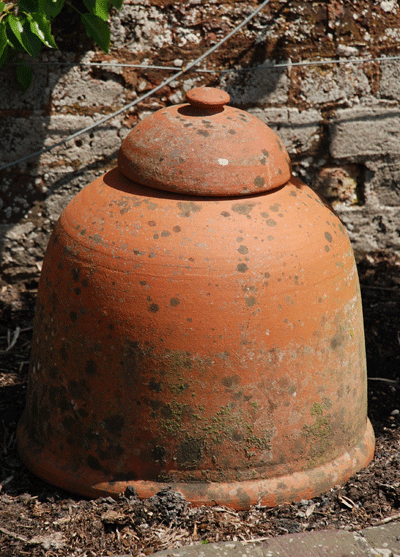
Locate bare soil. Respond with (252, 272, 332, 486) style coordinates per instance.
(0, 253, 400, 557)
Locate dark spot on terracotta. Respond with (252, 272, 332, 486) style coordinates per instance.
(325, 246, 330, 252)
(330, 334, 342, 350)
(267, 236, 274, 241)
(177, 437, 204, 468)
(71, 268, 80, 282)
(149, 378, 163, 392)
(183, 122, 193, 127)
(60, 341, 69, 362)
(232, 429, 244, 442)
(152, 446, 166, 462)
(148, 220, 156, 227)
(269, 203, 281, 212)
(148, 303, 159, 313)
(120, 207, 130, 215)
(93, 233, 102, 244)
(266, 219, 277, 227)
(237, 263, 248, 273)
(153, 234, 159, 239)
(173, 225, 181, 232)
(236, 236, 243, 242)
(111, 471, 137, 482)
(85, 359, 97, 376)
(178, 157, 185, 163)
(140, 281, 146, 286)
(238, 245, 248, 255)
(246, 296, 257, 307)
(254, 176, 265, 188)
(232, 203, 254, 216)
(187, 318, 192, 322)
(278, 168, 283, 175)
(69, 380, 87, 399)
(69, 311, 78, 322)
(221, 375, 241, 388)
(221, 211, 231, 217)
(325, 232, 333, 243)
(87, 455, 102, 471)
(197, 129, 209, 137)
(228, 129, 236, 134)
(104, 415, 124, 435)
(79, 229, 86, 236)
(177, 202, 202, 218)
(82, 279, 88, 288)
(260, 157, 266, 165)
(74, 287, 81, 295)
(161, 230, 170, 237)
(289, 190, 297, 197)
(262, 149, 269, 156)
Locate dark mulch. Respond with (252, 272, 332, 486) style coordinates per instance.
(0, 253, 399, 557)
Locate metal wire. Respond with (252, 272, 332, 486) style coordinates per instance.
(0, 0, 273, 172)
(5, 53, 400, 72)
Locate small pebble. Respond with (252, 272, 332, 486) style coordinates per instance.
(391, 409, 399, 416)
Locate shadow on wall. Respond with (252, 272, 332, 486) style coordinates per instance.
(0, 23, 289, 291)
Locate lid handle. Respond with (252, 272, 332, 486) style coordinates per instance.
(186, 87, 230, 110)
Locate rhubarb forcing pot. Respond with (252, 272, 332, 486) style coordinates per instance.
(17, 87, 374, 509)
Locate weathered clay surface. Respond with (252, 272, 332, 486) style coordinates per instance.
(17, 99, 374, 505)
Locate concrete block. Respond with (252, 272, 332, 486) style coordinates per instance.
(222, 64, 290, 106)
(51, 63, 126, 112)
(330, 106, 400, 160)
(38, 114, 121, 172)
(0, 114, 121, 170)
(379, 60, 400, 100)
(0, 116, 50, 166)
(366, 160, 400, 206)
(296, 64, 371, 106)
(249, 107, 323, 155)
(336, 206, 400, 256)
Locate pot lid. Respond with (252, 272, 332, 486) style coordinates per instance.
(118, 86, 292, 197)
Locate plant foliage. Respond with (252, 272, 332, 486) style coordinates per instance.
(0, 0, 123, 89)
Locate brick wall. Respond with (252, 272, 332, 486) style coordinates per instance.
(1, 0, 400, 286)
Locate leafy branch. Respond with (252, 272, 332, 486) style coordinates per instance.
(0, 0, 123, 90)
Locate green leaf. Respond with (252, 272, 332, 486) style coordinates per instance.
(81, 12, 110, 52)
(111, 0, 123, 9)
(0, 2, 6, 13)
(7, 14, 42, 58)
(39, 0, 64, 20)
(28, 12, 57, 48)
(83, 0, 110, 22)
(0, 21, 7, 58)
(16, 60, 33, 91)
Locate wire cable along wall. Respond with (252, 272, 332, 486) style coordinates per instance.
(1, 0, 399, 172)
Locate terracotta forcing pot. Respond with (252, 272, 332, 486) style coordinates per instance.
(17, 87, 374, 509)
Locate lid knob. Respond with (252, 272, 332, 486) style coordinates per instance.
(186, 87, 230, 110)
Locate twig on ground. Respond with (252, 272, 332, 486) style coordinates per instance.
(373, 512, 400, 525)
(0, 475, 14, 492)
(0, 327, 20, 354)
(0, 526, 29, 544)
(369, 376, 399, 383)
